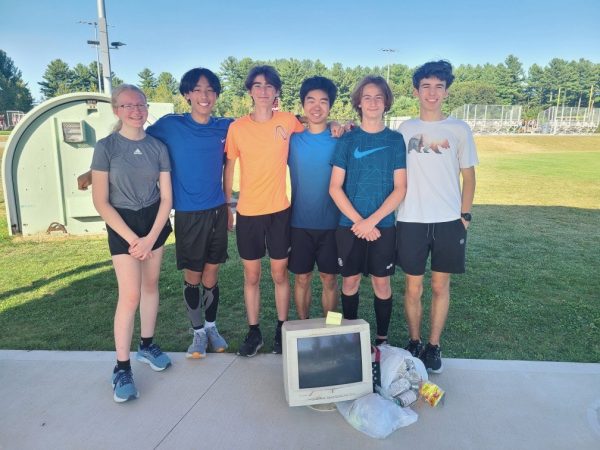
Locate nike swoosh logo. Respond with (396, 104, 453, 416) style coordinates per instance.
(353, 146, 388, 159)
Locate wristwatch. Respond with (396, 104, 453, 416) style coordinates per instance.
(461, 212, 472, 222)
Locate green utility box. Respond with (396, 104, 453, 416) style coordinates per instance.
(2, 93, 173, 236)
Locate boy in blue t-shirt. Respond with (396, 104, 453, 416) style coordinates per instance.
(288, 76, 340, 320)
(329, 75, 407, 346)
(146, 68, 233, 359)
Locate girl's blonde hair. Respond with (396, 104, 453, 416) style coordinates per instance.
(111, 84, 147, 132)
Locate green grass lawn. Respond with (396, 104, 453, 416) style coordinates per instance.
(1, 135, 599, 362)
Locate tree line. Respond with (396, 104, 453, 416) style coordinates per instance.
(2, 49, 599, 122)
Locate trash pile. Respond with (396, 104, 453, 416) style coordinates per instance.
(336, 344, 444, 439)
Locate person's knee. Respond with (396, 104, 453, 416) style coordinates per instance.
(117, 290, 141, 309)
(295, 273, 312, 289)
(431, 277, 450, 298)
(271, 265, 289, 285)
(244, 268, 261, 286)
(342, 275, 361, 294)
(372, 277, 391, 299)
(320, 273, 338, 291)
(405, 280, 423, 300)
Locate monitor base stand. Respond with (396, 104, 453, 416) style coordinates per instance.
(307, 402, 337, 412)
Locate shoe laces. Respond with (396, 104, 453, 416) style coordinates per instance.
(426, 344, 440, 357)
(145, 343, 163, 358)
(116, 370, 133, 387)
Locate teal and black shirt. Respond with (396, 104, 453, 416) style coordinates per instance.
(331, 127, 406, 228)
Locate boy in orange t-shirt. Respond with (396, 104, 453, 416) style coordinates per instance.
(224, 65, 304, 356)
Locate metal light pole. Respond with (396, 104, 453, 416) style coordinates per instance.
(80, 2, 125, 95)
(79, 21, 102, 92)
(97, 0, 112, 95)
(380, 48, 397, 83)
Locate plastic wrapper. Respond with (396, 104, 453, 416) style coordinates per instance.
(420, 381, 445, 407)
(336, 393, 418, 439)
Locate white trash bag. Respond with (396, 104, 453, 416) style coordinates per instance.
(378, 344, 428, 389)
(337, 393, 418, 439)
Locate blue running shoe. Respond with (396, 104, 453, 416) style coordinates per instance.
(136, 343, 172, 371)
(112, 368, 139, 403)
(206, 325, 228, 353)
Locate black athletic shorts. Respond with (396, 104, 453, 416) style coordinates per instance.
(335, 226, 396, 277)
(396, 219, 467, 275)
(288, 227, 339, 275)
(174, 204, 228, 271)
(106, 201, 172, 256)
(235, 208, 291, 260)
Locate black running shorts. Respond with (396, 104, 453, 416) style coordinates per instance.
(235, 208, 291, 260)
(288, 227, 339, 275)
(106, 201, 172, 256)
(396, 219, 467, 275)
(174, 204, 229, 271)
(335, 226, 396, 277)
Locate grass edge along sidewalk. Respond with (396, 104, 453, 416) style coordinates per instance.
(0, 135, 599, 362)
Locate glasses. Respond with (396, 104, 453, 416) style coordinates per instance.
(119, 104, 149, 111)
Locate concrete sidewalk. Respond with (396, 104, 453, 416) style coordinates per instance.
(1, 350, 599, 449)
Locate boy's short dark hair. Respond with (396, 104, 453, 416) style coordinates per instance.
(179, 68, 222, 96)
(299, 76, 338, 107)
(351, 75, 393, 118)
(412, 60, 455, 89)
(244, 65, 282, 92)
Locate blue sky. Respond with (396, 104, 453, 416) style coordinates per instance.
(2, 0, 599, 101)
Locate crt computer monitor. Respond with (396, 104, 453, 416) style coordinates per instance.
(282, 318, 372, 407)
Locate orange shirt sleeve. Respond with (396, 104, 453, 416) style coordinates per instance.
(291, 115, 305, 134)
(225, 121, 239, 160)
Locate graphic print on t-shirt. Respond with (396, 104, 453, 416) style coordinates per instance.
(407, 134, 450, 154)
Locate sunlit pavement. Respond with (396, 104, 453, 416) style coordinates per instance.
(1, 350, 599, 449)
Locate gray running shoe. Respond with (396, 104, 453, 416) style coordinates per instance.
(206, 325, 228, 353)
(186, 328, 208, 359)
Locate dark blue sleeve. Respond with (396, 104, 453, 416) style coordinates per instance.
(331, 135, 349, 169)
(394, 133, 407, 170)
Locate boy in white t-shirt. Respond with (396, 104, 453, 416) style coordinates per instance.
(396, 60, 478, 373)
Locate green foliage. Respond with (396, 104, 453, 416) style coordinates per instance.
(137, 68, 157, 97)
(0, 50, 33, 112)
(388, 95, 418, 117)
(38, 59, 72, 98)
(35, 54, 600, 117)
(446, 80, 498, 111)
(38, 58, 120, 99)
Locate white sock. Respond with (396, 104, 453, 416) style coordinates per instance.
(204, 321, 216, 329)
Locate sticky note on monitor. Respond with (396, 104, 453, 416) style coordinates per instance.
(325, 311, 342, 325)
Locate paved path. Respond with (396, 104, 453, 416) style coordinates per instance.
(1, 350, 599, 449)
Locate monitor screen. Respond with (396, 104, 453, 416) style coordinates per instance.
(297, 332, 363, 389)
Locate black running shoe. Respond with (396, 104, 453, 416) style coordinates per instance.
(238, 328, 263, 357)
(272, 327, 282, 354)
(419, 343, 443, 373)
(404, 339, 423, 357)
